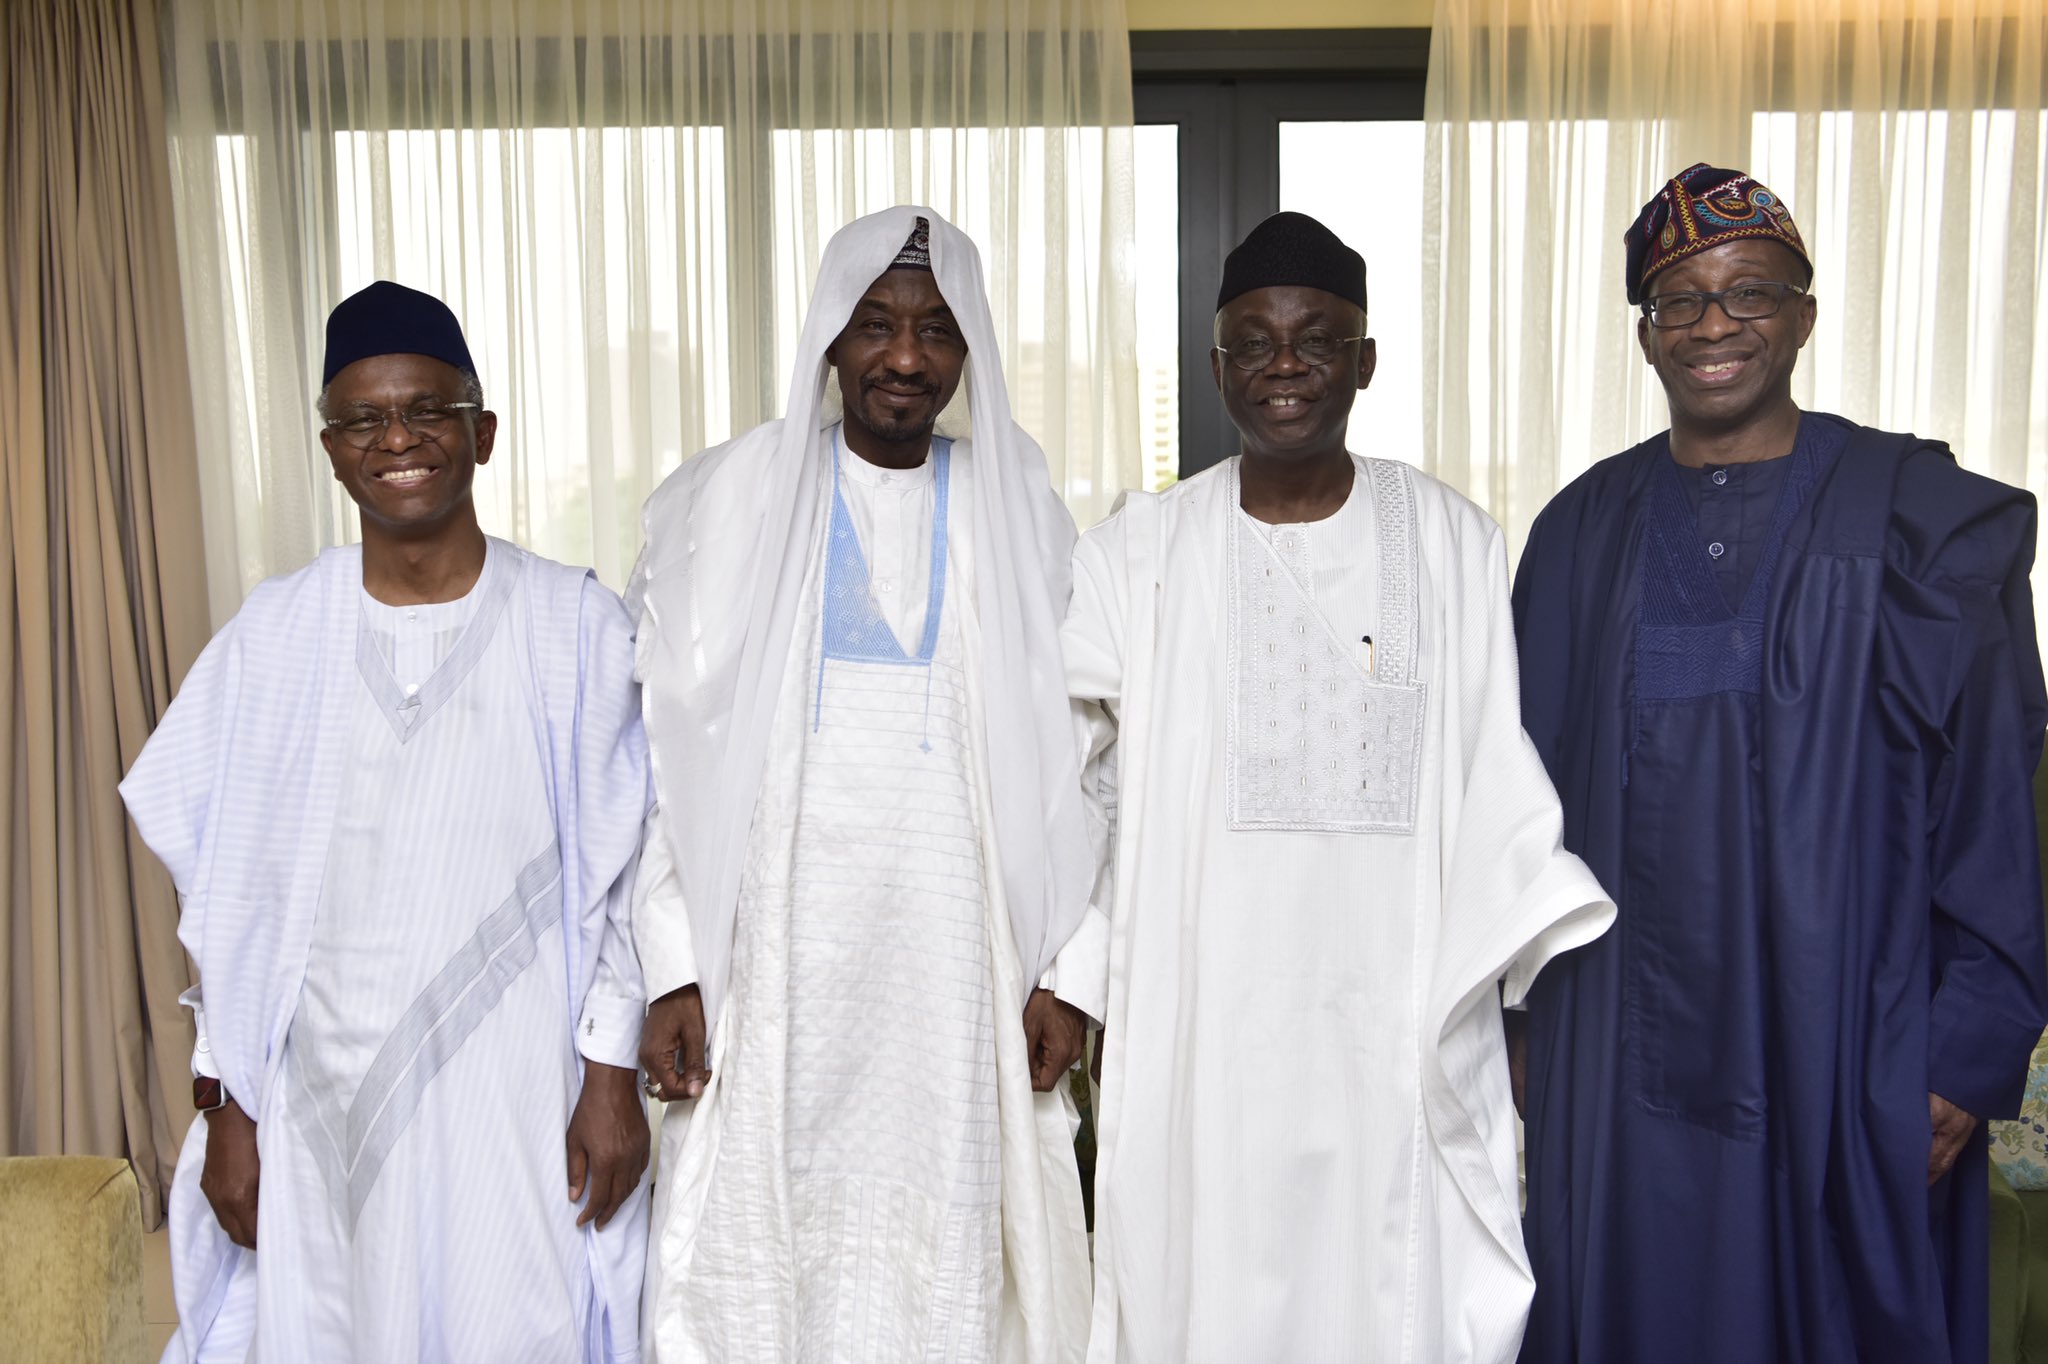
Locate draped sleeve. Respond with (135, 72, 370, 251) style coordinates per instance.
(1887, 452, 2048, 1119)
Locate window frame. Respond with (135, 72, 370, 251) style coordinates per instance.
(1133, 29, 1428, 476)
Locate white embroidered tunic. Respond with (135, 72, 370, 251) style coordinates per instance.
(639, 434, 1093, 1363)
(1230, 463, 1425, 833)
(1064, 457, 1614, 1364)
(632, 216, 1100, 1364)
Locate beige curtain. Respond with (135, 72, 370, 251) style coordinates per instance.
(0, 0, 212, 1223)
(161, 0, 1139, 616)
(1424, 0, 2048, 560)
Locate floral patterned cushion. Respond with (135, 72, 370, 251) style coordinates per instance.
(1991, 1029, 2048, 1191)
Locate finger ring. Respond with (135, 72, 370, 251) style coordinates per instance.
(643, 1081, 661, 1098)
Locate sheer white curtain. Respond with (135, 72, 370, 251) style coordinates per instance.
(161, 0, 1138, 622)
(1424, 0, 2048, 554)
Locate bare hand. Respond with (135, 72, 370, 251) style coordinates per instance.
(1928, 1092, 1980, 1187)
(565, 1062, 650, 1229)
(1504, 1009, 1530, 1119)
(1022, 988, 1087, 1093)
(639, 985, 711, 1103)
(201, 1100, 261, 1249)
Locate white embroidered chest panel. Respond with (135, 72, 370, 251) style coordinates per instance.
(1226, 458, 1426, 834)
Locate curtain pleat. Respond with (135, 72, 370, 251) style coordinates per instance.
(162, 0, 1139, 612)
(1, 0, 212, 1226)
(1426, 0, 2048, 573)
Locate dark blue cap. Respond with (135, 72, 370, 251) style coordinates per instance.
(321, 280, 476, 384)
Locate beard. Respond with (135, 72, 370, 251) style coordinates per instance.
(850, 379, 942, 443)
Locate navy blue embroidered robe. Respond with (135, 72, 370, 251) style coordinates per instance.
(1512, 412, 2048, 1364)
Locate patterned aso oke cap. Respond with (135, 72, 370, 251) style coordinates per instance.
(1625, 164, 1811, 305)
(890, 216, 933, 271)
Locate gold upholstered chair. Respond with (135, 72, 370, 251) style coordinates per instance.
(0, 1156, 147, 1363)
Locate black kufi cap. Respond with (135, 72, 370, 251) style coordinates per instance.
(1216, 211, 1367, 313)
(322, 280, 476, 385)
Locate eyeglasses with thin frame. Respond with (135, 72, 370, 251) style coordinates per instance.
(1213, 330, 1369, 372)
(323, 401, 481, 450)
(1641, 282, 1806, 330)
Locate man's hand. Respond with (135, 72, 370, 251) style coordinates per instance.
(1929, 1092, 1981, 1187)
(200, 1100, 261, 1249)
(639, 984, 711, 1103)
(1504, 1009, 1530, 1119)
(566, 1062, 651, 1230)
(1022, 989, 1087, 1093)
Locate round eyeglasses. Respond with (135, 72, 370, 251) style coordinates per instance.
(1641, 282, 1805, 330)
(1213, 330, 1368, 372)
(323, 402, 481, 450)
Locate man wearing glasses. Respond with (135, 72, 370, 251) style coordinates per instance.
(123, 281, 652, 1362)
(1066, 211, 1611, 1362)
(1512, 165, 2047, 1363)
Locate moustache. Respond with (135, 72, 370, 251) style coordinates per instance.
(862, 373, 938, 396)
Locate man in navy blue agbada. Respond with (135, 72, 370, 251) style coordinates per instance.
(1512, 164, 2048, 1363)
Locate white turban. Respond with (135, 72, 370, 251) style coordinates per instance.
(631, 206, 1091, 1043)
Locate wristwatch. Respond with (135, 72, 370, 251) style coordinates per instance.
(193, 1076, 230, 1113)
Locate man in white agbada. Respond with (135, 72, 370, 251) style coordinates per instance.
(629, 207, 1104, 1363)
(121, 282, 653, 1363)
(1066, 211, 1615, 1363)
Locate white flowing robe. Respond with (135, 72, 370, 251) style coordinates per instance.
(121, 539, 651, 1364)
(632, 209, 1103, 1364)
(630, 208, 1095, 1057)
(635, 431, 1097, 1363)
(1065, 458, 1614, 1364)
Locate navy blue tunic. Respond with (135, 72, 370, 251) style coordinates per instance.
(1675, 454, 1793, 608)
(1512, 412, 2048, 1364)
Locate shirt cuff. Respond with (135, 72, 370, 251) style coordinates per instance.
(576, 991, 644, 1072)
(1049, 907, 1111, 1028)
(181, 985, 221, 1081)
(639, 909, 699, 1006)
(1929, 980, 2042, 1120)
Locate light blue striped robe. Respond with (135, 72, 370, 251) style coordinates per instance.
(122, 538, 651, 1363)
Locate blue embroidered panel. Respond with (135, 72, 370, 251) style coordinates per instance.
(1632, 417, 1842, 705)
(820, 436, 951, 667)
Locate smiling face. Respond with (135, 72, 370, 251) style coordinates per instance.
(825, 269, 968, 458)
(1212, 285, 1376, 463)
(319, 352, 495, 540)
(1636, 239, 1816, 439)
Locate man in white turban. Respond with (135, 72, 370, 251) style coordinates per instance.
(629, 207, 1105, 1362)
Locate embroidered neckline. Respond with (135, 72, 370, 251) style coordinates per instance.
(353, 541, 521, 744)
(813, 431, 953, 743)
(1224, 457, 1428, 835)
(1625, 415, 1848, 780)
(819, 429, 951, 666)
